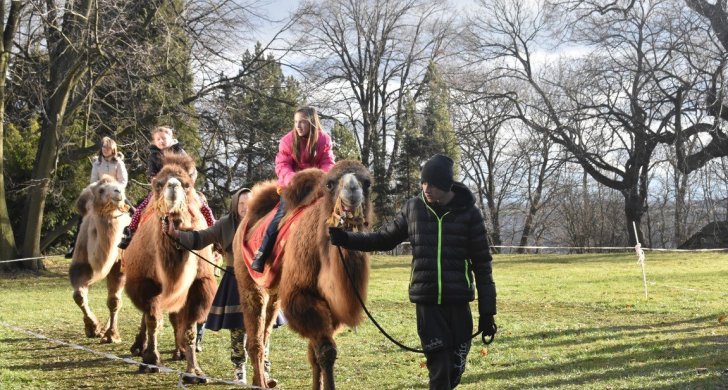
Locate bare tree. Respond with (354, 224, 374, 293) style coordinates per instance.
(454, 92, 521, 248)
(288, 0, 456, 216)
(463, 0, 711, 244)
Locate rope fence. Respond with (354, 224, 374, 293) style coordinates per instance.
(0, 321, 265, 389)
(383, 243, 728, 256)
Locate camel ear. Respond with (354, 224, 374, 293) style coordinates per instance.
(151, 176, 160, 194)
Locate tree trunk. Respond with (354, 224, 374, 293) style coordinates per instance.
(623, 187, 644, 246)
(0, 1, 24, 262)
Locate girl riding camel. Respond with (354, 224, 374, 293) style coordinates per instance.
(250, 106, 335, 272)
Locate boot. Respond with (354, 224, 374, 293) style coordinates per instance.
(118, 226, 133, 249)
(233, 363, 247, 384)
(196, 323, 204, 352)
(64, 242, 75, 259)
(250, 250, 267, 272)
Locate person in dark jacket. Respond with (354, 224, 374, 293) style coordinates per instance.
(329, 154, 497, 390)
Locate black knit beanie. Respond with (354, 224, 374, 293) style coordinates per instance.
(420, 154, 454, 191)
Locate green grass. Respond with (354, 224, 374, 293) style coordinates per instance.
(1, 252, 727, 389)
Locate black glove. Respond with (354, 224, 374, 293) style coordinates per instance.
(479, 315, 497, 344)
(328, 227, 349, 246)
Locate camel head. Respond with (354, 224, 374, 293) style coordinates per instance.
(151, 152, 198, 227)
(77, 175, 129, 217)
(323, 160, 373, 232)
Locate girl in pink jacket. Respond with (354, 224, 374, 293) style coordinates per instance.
(250, 106, 335, 272)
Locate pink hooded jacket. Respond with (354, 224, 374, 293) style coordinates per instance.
(275, 129, 336, 187)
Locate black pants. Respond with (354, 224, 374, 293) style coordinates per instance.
(258, 198, 286, 258)
(416, 303, 473, 390)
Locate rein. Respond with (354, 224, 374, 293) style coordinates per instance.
(161, 216, 229, 275)
(334, 244, 495, 353)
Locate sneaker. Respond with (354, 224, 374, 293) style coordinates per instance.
(233, 364, 247, 384)
(64, 244, 75, 259)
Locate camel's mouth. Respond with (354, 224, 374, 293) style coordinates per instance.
(340, 200, 360, 212)
(340, 173, 363, 211)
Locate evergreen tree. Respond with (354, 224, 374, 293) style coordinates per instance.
(393, 92, 423, 200)
(421, 61, 459, 175)
(330, 120, 360, 161)
(198, 43, 303, 211)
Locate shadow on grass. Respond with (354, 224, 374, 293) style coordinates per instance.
(517, 315, 722, 346)
(463, 316, 728, 389)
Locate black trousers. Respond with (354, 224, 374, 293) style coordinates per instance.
(416, 303, 473, 390)
(258, 197, 286, 258)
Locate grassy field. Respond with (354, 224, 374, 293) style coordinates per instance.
(0, 251, 727, 389)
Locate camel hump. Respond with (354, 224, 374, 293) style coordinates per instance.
(162, 151, 196, 177)
(281, 168, 325, 209)
(76, 186, 94, 216)
(245, 180, 280, 227)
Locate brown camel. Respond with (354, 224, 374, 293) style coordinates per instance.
(233, 160, 372, 389)
(69, 175, 131, 343)
(120, 153, 217, 382)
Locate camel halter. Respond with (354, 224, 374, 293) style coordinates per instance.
(326, 196, 367, 231)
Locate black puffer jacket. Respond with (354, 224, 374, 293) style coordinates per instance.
(344, 182, 496, 315)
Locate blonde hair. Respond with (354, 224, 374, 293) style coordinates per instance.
(151, 126, 174, 138)
(293, 106, 322, 162)
(97, 136, 120, 162)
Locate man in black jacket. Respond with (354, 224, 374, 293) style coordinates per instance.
(329, 154, 497, 390)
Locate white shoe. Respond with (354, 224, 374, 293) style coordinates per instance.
(234, 364, 247, 384)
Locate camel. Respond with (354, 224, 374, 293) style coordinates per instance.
(69, 175, 131, 343)
(233, 160, 373, 389)
(120, 152, 217, 382)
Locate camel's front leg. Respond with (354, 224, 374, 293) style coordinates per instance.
(130, 316, 147, 356)
(181, 323, 208, 384)
(307, 341, 322, 390)
(140, 311, 162, 372)
(313, 336, 337, 390)
(242, 287, 268, 388)
(169, 312, 185, 360)
(69, 263, 102, 338)
(101, 261, 125, 343)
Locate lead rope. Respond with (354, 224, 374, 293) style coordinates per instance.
(161, 216, 229, 275)
(334, 245, 494, 354)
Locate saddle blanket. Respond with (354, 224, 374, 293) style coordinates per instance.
(240, 203, 310, 288)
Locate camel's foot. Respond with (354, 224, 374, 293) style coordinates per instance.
(182, 369, 207, 384)
(141, 349, 161, 369)
(266, 376, 279, 388)
(171, 349, 185, 361)
(100, 328, 121, 344)
(138, 363, 160, 374)
(83, 318, 103, 338)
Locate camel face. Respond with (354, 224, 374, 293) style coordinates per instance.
(325, 161, 372, 212)
(338, 173, 364, 210)
(91, 177, 128, 214)
(162, 177, 188, 213)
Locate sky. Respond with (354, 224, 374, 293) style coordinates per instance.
(253, 0, 300, 43)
